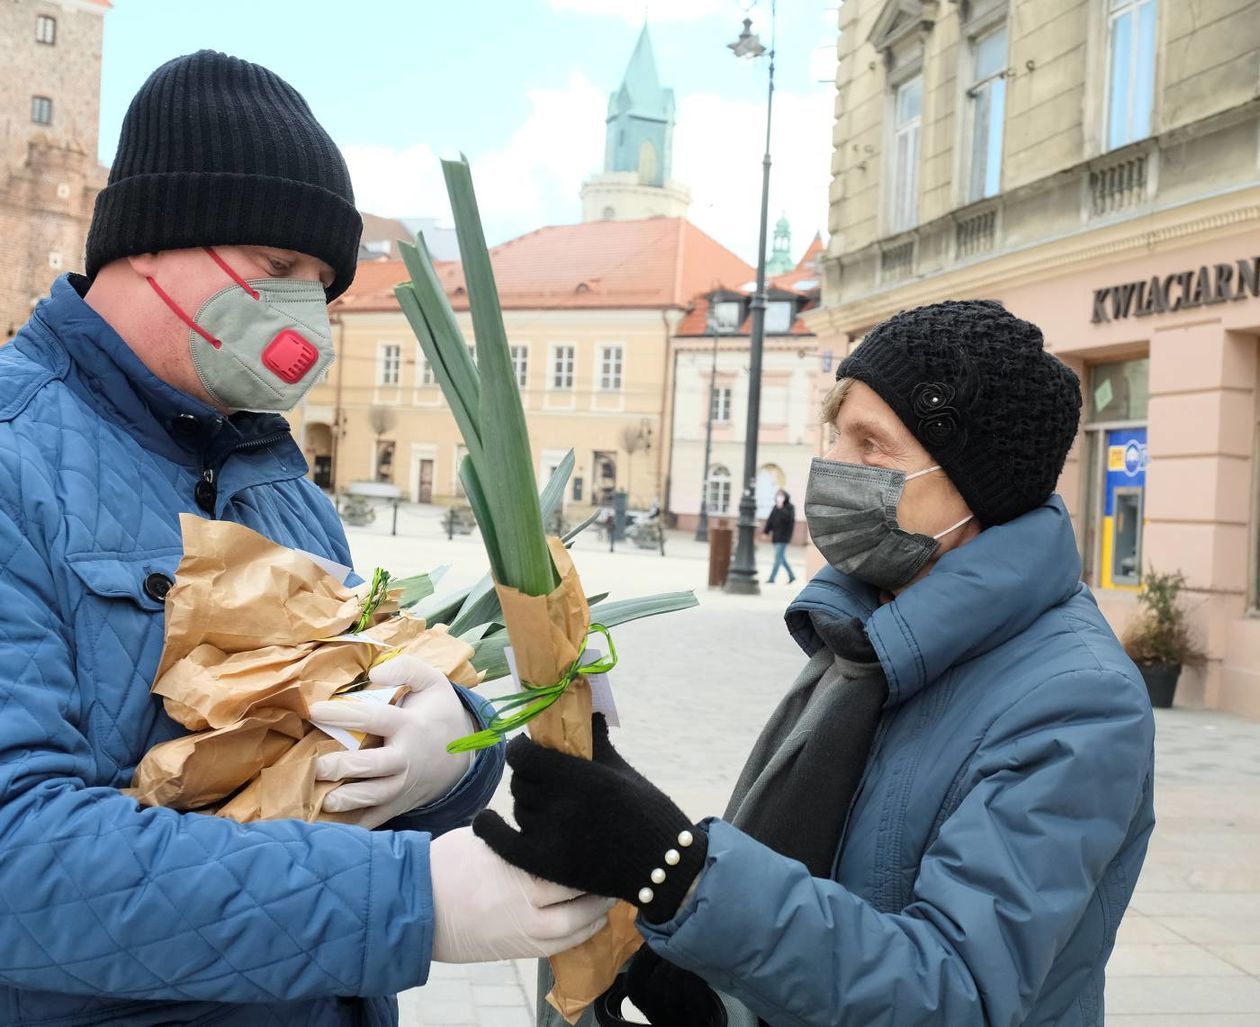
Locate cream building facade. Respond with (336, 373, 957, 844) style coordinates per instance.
(808, 0, 1260, 714)
(293, 218, 753, 516)
(666, 240, 826, 542)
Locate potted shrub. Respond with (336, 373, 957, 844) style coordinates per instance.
(1122, 569, 1205, 708)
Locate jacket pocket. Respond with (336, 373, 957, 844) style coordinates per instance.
(65, 549, 182, 615)
(63, 549, 183, 778)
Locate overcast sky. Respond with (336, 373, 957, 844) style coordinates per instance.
(98, 0, 838, 264)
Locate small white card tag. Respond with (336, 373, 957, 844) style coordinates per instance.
(503, 645, 620, 728)
(294, 547, 355, 585)
(582, 646, 620, 728)
(310, 685, 407, 750)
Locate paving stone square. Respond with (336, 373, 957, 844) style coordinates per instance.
(347, 514, 1260, 1025)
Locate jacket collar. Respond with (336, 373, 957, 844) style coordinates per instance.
(25, 274, 290, 465)
(786, 497, 1083, 708)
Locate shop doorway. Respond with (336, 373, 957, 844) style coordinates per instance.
(416, 459, 433, 504)
(593, 451, 618, 505)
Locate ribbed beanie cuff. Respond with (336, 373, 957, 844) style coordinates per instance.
(87, 173, 361, 299)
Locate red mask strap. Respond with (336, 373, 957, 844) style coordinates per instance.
(146, 276, 223, 350)
(204, 247, 261, 300)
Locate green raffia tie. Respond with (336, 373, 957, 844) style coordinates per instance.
(447, 625, 617, 753)
(355, 568, 393, 632)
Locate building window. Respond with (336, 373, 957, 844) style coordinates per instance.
(602, 206, 616, 220)
(1106, 0, 1157, 150)
(572, 476, 584, 502)
(510, 345, 528, 388)
(706, 464, 732, 515)
(551, 345, 575, 390)
(889, 74, 922, 232)
(1082, 357, 1150, 590)
(378, 343, 401, 386)
(418, 348, 435, 386)
(599, 345, 623, 391)
(967, 26, 1007, 202)
(31, 96, 52, 125)
(764, 301, 794, 334)
(35, 15, 56, 44)
(711, 386, 733, 424)
(711, 300, 743, 332)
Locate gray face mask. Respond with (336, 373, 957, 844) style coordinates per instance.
(804, 457, 973, 591)
(147, 248, 334, 413)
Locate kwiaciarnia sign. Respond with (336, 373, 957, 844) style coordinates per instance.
(1091, 256, 1260, 323)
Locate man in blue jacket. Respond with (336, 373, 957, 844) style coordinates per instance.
(0, 51, 610, 1027)
(477, 301, 1157, 1026)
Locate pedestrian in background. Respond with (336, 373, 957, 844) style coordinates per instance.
(762, 490, 796, 584)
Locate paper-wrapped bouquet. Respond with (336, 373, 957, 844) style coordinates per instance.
(394, 157, 692, 1022)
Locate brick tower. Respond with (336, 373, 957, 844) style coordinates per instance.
(0, 0, 109, 340)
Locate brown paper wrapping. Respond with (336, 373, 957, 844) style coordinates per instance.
(157, 514, 363, 680)
(496, 539, 644, 1023)
(131, 518, 480, 824)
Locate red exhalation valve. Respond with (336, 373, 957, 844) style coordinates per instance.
(262, 329, 320, 383)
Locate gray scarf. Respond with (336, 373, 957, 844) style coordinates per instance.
(716, 610, 887, 1027)
(725, 609, 887, 877)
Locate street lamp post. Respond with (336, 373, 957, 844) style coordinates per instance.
(724, 5, 775, 595)
(694, 301, 721, 542)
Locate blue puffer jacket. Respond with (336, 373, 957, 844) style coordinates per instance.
(641, 498, 1156, 1026)
(0, 276, 505, 1026)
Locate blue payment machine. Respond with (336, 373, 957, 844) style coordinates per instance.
(1101, 426, 1147, 590)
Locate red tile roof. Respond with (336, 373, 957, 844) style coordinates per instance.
(332, 217, 754, 313)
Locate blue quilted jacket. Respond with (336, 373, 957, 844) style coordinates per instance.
(0, 275, 505, 1026)
(641, 498, 1156, 1026)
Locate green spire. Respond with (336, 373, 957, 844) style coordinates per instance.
(614, 25, 668, 119)
(767, 213, 794, 275)
(603, 25, 676, 186)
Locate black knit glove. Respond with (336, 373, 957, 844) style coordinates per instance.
(473, 715, 707, 923)
(624, 946, 724, 1027)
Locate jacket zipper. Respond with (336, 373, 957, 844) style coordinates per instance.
(232, 429, 289, 453)
(197, 430, 289, 519)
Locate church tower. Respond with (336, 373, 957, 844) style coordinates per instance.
(766, 214, 794, 275)
(581, 25, 691, 222)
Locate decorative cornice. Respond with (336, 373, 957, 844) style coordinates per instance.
(805, 190, 1260, 338)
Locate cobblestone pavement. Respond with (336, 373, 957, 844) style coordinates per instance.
(344, 506, 1260, 1025)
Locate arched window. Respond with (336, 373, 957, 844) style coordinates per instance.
(602, 206, 616, 220)
(706, 464, 732, 515)
(638, 140, 658, 184)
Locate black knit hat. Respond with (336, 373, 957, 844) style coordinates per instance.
(837, 300, 1081, 526)
(86, 51, 361, 300)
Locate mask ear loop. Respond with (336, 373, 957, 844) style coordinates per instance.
(146, 276, 223, 350)
(144, 247, 263, 351)
(933, 513, 974, 540)
(203, 247, 260, 300)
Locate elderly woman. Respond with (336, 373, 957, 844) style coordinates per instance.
(477, 300, 1156, 1027)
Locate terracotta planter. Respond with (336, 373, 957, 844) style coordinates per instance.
(1139, 662, 1181, 709)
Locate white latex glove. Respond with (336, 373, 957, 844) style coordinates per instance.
(429, 826, 615, 963)
(310, 655, 477, 829)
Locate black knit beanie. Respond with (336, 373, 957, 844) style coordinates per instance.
(86, 50, 361, 300)
(837, 300, 1081, 526)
